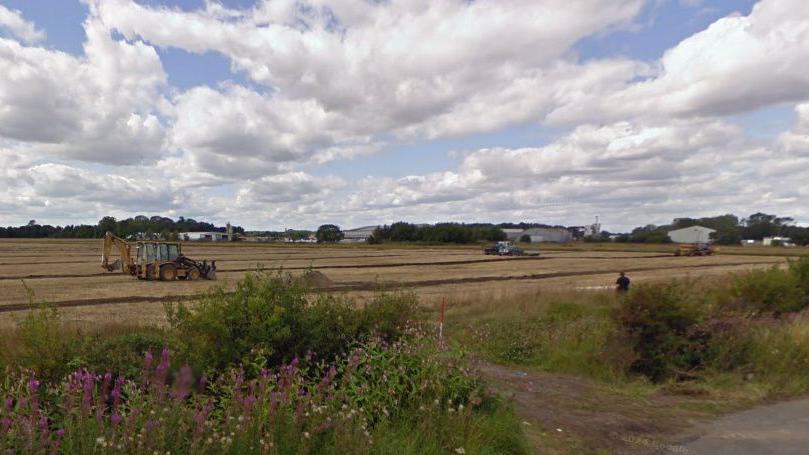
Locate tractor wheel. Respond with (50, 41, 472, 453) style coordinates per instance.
(186, 266, 200, 281)
(159, 264, 178, 281)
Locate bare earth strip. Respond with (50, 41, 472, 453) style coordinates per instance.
(0, 239, 799, 327)
(0, 259, 785, 314)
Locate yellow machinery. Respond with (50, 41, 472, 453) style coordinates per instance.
(675, 242, 715, 257)
(101, 232, 216, 281)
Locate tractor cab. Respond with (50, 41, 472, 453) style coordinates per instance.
(135, 241, 181, 266)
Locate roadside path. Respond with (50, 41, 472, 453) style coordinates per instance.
(681, 398, 809, 454)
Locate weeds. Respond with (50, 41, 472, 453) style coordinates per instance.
(451, 260, 809, 395)
(1, 272, 527, 454)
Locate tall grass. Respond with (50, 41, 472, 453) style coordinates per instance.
(0, 272, 528, 454)
(450, 257, 809, 396)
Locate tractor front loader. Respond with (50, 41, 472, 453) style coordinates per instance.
(101, 232, 217, 281)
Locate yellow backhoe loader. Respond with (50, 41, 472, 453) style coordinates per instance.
(101, 232, 217, 281)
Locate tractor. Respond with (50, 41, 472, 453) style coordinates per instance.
(675, 242, 715, 257)
(101, 232, 217, 281)
(483, 241, 539, 256)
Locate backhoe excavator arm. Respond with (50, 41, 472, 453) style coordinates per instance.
(101, 231, 132, 273)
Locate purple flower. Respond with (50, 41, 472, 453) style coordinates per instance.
(55, 429, 65, 438)
(4, 398, 12, 410)
(1, 417, 11, 433)
(111, 414, 123, 425)
(144, 351, 154, 369)
(197, 376, 208, 393)
(28, 377, 40, 393)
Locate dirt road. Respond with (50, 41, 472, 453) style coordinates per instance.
(681, 398, 809, 454)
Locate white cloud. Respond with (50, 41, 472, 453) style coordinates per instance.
(88, 0, 644, 143)
(286, 118, 809, 230)
(236, 172, 345, 205)
(548, 0, 809, 125)
(0, 13, 167, 165)
(0, 5, 45, 44)
(778, 102, 809, 155)
(170, 84, 374, 179)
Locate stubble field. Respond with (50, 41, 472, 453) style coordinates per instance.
(0, 239, 795, 328)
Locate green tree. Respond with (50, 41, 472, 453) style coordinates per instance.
(316, 224, 344, 243)
(97, 216, 117, 236)
(519, 234, 531, 243)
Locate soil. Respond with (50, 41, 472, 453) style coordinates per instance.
(301, 270, 334, 288)
(476, 361, 724, 454)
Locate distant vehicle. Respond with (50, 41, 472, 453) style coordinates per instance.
(675, 242, 714, 257)
(101, 232, 217, 281)
(483, 241, 539, 256)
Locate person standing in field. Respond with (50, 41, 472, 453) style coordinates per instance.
(616, 272, 630, 292)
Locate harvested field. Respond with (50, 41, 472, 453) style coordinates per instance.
(0, 239, 801, 328)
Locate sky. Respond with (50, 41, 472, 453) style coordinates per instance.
(0, 0, 807, 232)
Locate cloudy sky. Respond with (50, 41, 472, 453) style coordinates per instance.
(1, 0, 807, 231)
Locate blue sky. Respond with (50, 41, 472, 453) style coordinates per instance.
(0, 0, 807, 230)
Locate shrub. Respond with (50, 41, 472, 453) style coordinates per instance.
(616, 282, 706, 382)
(165, 272, 420, 374)
(788, 256, 809, 296)
(9, 299, 77, 383)
(741, 317, 809, 393)
(77, 331, 170, 378)
(731, 266, 805, 314)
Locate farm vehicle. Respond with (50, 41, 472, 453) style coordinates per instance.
(483, 241, 539, 256)
(674, 242, 715, 257)
(101, 232, 217, 281)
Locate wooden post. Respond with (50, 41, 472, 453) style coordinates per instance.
(438, 296, 446, 343)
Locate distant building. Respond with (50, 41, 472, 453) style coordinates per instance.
(501, 229, 524, 241)
(667, 226, 715, 244)
(341, 226, 378, 243)
(521, 227, 572, 243)
(762, 236, 794, 247)
(181, 232, 229, 241)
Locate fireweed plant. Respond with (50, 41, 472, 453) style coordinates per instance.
(1, 273, 527, 454)
(0, 337, 509, 453)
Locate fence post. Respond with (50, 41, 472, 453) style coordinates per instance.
(438, 296, 446, 344)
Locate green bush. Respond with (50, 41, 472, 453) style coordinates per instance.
(732, 266, 805, 314)
(77, 331, 170, 378)
(165, 272, 420, 374)
(10, 301, 77, 382)
(788, 256, 809, 296)
(741, 319, 809, 393)
(616, 282, 706, 382)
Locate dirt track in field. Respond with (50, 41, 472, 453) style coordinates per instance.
(0, 258, 784, 314)
(0, 239, 797, 324)
(0, 256, 553, 280)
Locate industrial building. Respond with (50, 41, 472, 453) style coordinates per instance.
(180, 232, 230, 241)
(342, 226, 378, 242)
(501, 229, 525, 241)
(762, 236, 794, 247)
(521, 227, 572, 243)
(667, 226, 715, 244)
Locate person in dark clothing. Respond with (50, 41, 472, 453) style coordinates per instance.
(616, 272, 630, 292)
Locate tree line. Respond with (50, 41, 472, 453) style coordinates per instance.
(0, 216, 243, 240)
(367, 222, 507, 244)
(615, 213, 809, 246)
